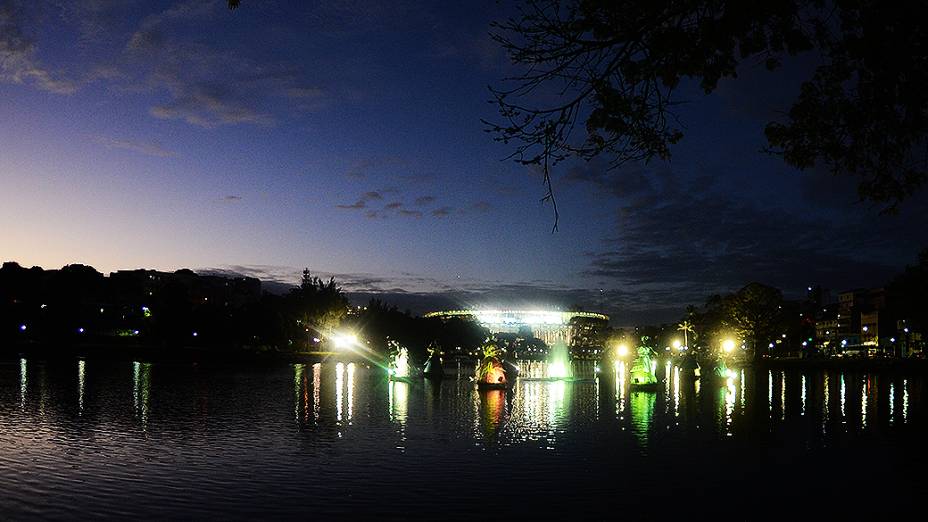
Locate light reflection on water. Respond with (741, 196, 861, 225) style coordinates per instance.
(1, 357, 926, 518)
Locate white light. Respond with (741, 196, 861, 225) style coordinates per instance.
(891, 338, 896, 343)
(862, 326, 869, 332)
(617, 344, 629, 357)
(19, 324, 27, 331)
(723, 339, 736, 353)
(192, 331, 198, 337)
(78, 327, 84, 333)
(332, 333, 358, 349)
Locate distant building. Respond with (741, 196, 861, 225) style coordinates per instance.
(423, 309, 610, 358)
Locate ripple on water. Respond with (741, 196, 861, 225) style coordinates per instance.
(0, 358, 926, 518)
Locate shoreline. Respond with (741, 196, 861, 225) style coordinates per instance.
(4, 342, 928, 373)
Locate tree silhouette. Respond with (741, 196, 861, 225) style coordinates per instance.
(488, 0, 928, 224)
(724, 282, 783, 362)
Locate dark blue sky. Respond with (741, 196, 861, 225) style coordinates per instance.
(1, 0, 925, 324)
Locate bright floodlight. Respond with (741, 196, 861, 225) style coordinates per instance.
(722, 339, 736, 353)
(617, 344, 628, 357)
(332, 333, 358, 349)
(672, 339, 681, 349)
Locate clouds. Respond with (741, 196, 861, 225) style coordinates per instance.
(2, 0, 332, 127)
(336, 190, 385, 210)
(344, 157, 408, 178)
(336, 188, 492, 221)
(0, 2, 77, 94)
(93, 136, 176, 158)
(124, 3, 324, 128)
(206, 263, 628, 320)
(148, 83, 276, 127)
(574, 160, 928, 316)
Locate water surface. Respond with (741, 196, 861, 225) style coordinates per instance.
(1, 356, 925, 519)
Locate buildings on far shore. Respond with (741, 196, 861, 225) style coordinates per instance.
(812, 286, 922, 356)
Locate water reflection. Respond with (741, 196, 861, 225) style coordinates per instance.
(336, 362, 344, 424)
(389, 380, 408, 426)
(479, 389, 506, 441)
(78, 359, 85, 415)
(132, 361, 151, 428)
(2, 357, 925, 454)
(312, 363, 321, 423)
(19, 357, 27, 411)
(629, 391, 655, 448)
(2, 357, 926, 519)
(861, 377, 868, 429)
(723, 376, 736, 434)
(293, 363, 308, 423)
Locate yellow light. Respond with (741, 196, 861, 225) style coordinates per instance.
(672, 339, 681, 349)
(617, 344, 628, 357)
(332, 333, 358, 349)
(722, 339, 736, 353)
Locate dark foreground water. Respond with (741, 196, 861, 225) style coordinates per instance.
(1, 356, 926, 520)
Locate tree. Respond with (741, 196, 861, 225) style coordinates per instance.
(290, 269, 348, 343)
(887, 248, 928, 338)
(487, 0, 928, 225)
(677, 319, 694, 348)
(724, 282, 783, 361)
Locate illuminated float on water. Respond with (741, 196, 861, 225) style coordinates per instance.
(629, 337, 659, 390)
(422, 342, 444, 380)
(388, 340, 418, 382)
(476, 340, 518, 390)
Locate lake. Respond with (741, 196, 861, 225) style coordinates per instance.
(1, 355, 925, 519)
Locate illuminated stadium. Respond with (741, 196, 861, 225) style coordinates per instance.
(423, 309, 609, 349)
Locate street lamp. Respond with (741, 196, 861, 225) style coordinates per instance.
(722, 339, 736, 353)
(617, 343, 629, 357)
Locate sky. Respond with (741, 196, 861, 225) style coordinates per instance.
(1, 0, 926, 324)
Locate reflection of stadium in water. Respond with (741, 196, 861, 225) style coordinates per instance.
(424, 309, 609, 358)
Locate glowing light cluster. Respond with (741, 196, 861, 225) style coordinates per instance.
(424, 309, 609, 326)
(331, 332, 358, 349)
